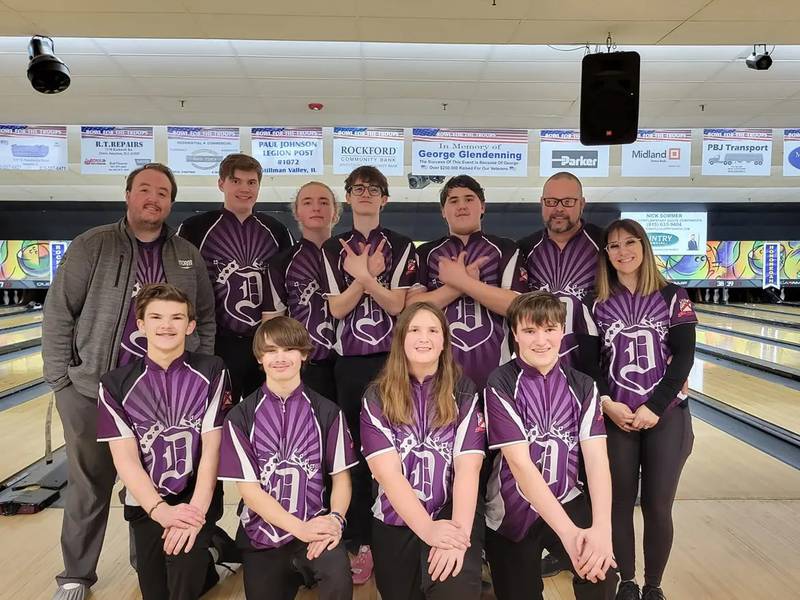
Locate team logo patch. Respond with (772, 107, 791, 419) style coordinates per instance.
(678, 298, 694, 317)
(475, 411, 486, 433)
(519, 267, 528, 282)
(405, 258, 417, 276)
(222, 389, 234, 409)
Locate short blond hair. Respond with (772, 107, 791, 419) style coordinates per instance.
(291, 181, 342, 227)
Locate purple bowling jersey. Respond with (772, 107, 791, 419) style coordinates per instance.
(97, 352, 229, 502)
(415, 232, 526, 389)
(263, 239, 337, 361)
(218, 384, 358, 550)
(593, 284, 698, 412)
(483, 359, 605, 542)
(321, 227, 416, 356)
(118, 239, 166, 367)
(360, 377, 486, 527)
(518, 224, 601, 368)
(178, 208, 293, 337)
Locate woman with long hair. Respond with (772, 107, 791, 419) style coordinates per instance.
(360, 302, 486, 600)
(593, 219, 697, 600)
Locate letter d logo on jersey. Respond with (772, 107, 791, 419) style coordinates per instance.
(224, 268, 263, 327)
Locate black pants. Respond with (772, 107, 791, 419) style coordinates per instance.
(303, 355, 338, 403)
(334, 353, 388, 547)
(241, 538, 352, 600)
(372, 514, 484, 600)
(215, 334, 263, 404)
(486, 495, 615, 600)
(606, 403, 694, 587)
(128, 513, 218, 600)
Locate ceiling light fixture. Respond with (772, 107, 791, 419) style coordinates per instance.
(27, 36, 71, 94)
(746, 44, 773, 71)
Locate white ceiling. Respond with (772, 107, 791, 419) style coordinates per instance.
(0, 0, 799, 205)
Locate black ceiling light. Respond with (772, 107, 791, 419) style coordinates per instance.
(27, 36, 71, 94)
(746, 44, 773, 71)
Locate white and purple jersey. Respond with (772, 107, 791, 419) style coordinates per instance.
(178, 208, 293, 337)
(218, 383, 358, 550)
(263, 239, 337, 361)
(483, 359, 605, 542)
(321, 227, 416, 356)
(415, 232, 526, 389)
(118, 239, 166, 367)
(593, 284, 698, 412)
(360, 377, 486, 527)
(518, 224, 601, 368)
(97, 352, 229, 503)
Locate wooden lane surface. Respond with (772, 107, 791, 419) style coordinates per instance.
(735, 303, 800, 316)
(689, 357, 800, 435)
(2, 418, 799, 599)
(695, 329, 800, 372)
(0, 325, 42, 351)
(0, 306, 28, 316)
(697, 304, 800, 326)
(0, 351, 44, 397)
(699, 312, 800, 347)
(0, 392, 63, 482)
(0, 312, 43, 331)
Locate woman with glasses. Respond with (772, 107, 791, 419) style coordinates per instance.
(592, 219, 697, 600)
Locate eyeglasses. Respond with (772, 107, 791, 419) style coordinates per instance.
(348, 184, 384, 197)
(605, 238, 641, 252)
(542, 197, 579, 208)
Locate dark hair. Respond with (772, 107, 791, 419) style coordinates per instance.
(219, 153, 263, 182)
(344, 166, 388, 197)
(439, 174, 485, 206)
(125, 163, 177, 203)
(252, 316, 314, 360)
(507, 291, 566, 331)
(134, 283, 195, 321)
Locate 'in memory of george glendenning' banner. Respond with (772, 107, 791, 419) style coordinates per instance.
(412, 128, 528, 177)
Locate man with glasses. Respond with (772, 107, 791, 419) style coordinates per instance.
(518, 171, 604, 580)
(320, 165, 417, 584)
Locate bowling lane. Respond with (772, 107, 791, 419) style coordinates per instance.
(689, 357, 800, 435)
(735, 303, 800, 317)
(0, 311, 43, 331)
(0, 392, 63, 482)
(698, 311, 800, 347)
(0, 325, 42, 355)
(0, 352, 44, 398)
(697, 303, 800, 326)
(695, 329, 800, 374)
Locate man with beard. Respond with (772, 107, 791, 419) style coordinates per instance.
(518, 171, 602, 373)
(43, 163, 216, 600)
(517, 171, 604, 579)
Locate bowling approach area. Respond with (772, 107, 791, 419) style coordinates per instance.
(0, 299, 799, 600)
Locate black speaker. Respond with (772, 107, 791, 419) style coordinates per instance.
(580, 51, 640, 146)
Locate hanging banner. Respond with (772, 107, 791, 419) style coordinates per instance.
(167, 126, 240, 175)
(762, 243, 781, 290)
(783, 129, 800, 176)
(701, 128, 772, 176)
(621, 211, 708, 256)
(411, 128, 528, 177)
(621, 129, 692, 177)
(251, 127, 323, 175)
(80, 126, 154, 174)
(0, 125, 68, 171)
(539, 130, 609, 177)
(50, 241, 68, 282)
(333, 127, 404, 176)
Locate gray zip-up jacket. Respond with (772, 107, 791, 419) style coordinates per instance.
(42, 218, 216, 399)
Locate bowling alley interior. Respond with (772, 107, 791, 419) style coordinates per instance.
(1, 2, 799, 599)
